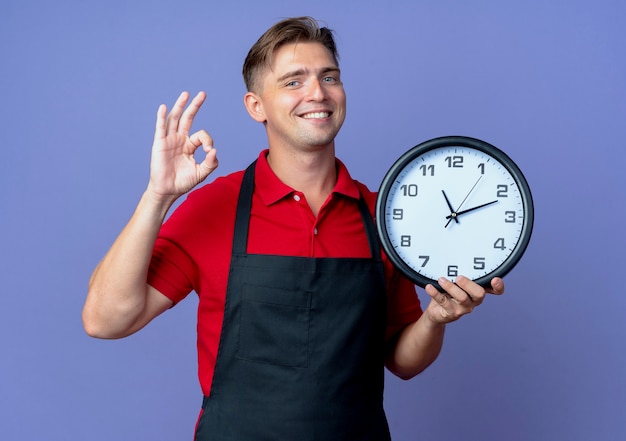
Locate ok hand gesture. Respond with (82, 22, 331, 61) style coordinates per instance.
(148, 91, 218, 200)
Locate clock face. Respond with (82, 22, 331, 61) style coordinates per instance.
(376, 136, 534, 289)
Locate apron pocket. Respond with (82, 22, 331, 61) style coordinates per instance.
(237, 284, 311, 367)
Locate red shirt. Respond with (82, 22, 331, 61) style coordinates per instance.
(148, 150, 422, 395)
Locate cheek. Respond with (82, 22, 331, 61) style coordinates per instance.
(335, 93, 347, 118)
(333, 89, 347, 110)
(268, 94, 301, 117)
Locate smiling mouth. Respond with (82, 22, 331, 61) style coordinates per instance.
(300, 111, 331, 119)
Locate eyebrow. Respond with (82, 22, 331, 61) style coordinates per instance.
(275, 67, 341, 84)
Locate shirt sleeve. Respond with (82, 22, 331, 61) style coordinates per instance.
(147, 173, 242, 305)
(385, 265, 423, 341)
(148, 236, 196, 304)
(147, 191, 204, 304)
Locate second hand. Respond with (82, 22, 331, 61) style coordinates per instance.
(445, 175, 483, 228)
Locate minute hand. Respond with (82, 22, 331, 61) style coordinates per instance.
(446, 200, 499, 220)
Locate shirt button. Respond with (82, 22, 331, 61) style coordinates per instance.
(313, 228, 318, 235)
(293, 194, 301, 202)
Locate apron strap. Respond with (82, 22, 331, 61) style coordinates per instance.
(357, 190, 382, 261)
(231, 161, 256, 255)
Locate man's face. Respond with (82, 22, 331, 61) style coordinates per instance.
(251, 42, 346, 152)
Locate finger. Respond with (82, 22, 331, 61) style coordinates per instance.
(166, 91, 190, 134)
(197, 145, 219, 178)
(425, 283, 448, 305)
(187, 130, 214, 154)
(154, 104, 167, 140)
(487, 277, 505, 295)
(455, 276, 486, 305)
(187, 129, 218, 178)
(179, 91, 207, 135)
(436, 277, 475, 306)
(424, 283, 463, 323)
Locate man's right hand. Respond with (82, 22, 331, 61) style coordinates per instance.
(148, 91, 218, 201)
(83, 91, 218, 339)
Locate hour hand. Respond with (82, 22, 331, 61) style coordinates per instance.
(441, 190, 459, 224)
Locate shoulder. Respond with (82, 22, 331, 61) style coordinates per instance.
(335, 158, 377, 208)
(352, 179, 377, 214)
(160, 169, 245, 235)
(187, 169, 245, 205)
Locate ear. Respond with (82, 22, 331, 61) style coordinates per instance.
(244, 92, 266, 123)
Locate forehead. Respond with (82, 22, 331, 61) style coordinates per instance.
(269, 41, 338, 76)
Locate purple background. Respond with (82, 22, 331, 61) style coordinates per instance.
(1, 0, 625, 439)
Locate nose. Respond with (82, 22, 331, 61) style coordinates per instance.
(306, 78, 326, 101)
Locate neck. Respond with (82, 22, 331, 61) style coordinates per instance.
(266, 146, 337, 216)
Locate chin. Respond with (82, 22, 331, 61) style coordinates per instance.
(302, 129, 341, 147)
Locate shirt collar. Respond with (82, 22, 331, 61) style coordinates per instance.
(254, 149, 361, 206)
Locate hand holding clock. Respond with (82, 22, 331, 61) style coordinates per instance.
(386, 274, 505, 379)
(424, 276, 505, 324)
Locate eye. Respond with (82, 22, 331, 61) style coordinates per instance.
(286, 80, 301, 87)
(322, 76, 337, 83)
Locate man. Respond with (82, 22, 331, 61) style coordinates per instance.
(83, 16, 504, 440)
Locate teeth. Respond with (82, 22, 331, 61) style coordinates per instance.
(302, 112, 330, 119)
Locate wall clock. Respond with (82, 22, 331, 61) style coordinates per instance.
(376, 136, 534, 290)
